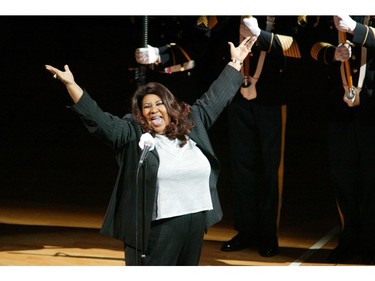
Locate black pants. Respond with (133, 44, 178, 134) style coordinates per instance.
(327, 108, 375, 252)
(227, 96, 282, 239)
(124, 211, 207, 265)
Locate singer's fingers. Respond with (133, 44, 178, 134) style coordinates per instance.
(45, 64, 61, 73)
(45, 64, 58, 76)
(240, 36, 251, 46)
(45, 64, 54, 72)
(247, 36, 257, 46)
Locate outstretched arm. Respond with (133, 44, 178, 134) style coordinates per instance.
(45, 64, 83, 103)
(227, 36, 257, 71)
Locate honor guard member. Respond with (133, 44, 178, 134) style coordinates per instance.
(221, 16, 314, 257)
(310, 16, 375, 264)
(134, 16, 225, 105)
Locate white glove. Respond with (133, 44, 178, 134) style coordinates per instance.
(334, 15, 357, 34)
(135, 45, 160, 64)
(334, 43, 352, 62)
(242, 17, 261, 37)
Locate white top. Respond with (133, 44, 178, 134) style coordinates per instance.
(153, 134, 212, 220)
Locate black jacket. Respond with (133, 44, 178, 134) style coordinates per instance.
(70, 65, 243, 248)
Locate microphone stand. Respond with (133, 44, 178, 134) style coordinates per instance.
(133, 15, 150, 265)
(135, 160, 147, 266)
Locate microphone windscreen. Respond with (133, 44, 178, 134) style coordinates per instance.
(139, 133, 155, 150)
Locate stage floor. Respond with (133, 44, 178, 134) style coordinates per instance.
(0, 199, 367, 266)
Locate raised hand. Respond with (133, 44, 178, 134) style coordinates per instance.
(45, 64, 83, 103)
(229, 36, 257, 62)
(45, 64, 76, 86)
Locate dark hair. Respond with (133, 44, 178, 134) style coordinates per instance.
(131, 82, 194, 147)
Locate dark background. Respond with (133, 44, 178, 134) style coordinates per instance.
(0, 16, 338, 229)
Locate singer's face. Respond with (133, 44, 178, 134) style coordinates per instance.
(142, 94, 171, 134)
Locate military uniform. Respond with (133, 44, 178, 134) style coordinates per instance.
(311, 16, 375, 264)
(222, 16, 313, 257)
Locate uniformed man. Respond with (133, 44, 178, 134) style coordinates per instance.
(310, 15, 375, 264)
(221, 16, 317, 257)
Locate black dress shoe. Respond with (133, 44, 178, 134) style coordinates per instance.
(221, 234, 251, 252)
(258, 237, 279, 257)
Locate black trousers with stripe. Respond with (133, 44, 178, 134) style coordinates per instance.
(124, 211, 207, 266)
(227, 95, 282, 241)
(326, 103, 375, 254)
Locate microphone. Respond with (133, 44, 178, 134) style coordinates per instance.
(138, 133, 155, 165)
(139, 141, 153, 165)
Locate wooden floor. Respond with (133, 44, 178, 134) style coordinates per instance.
(1, 199, 374, 281)
(0, 199, 369, 267)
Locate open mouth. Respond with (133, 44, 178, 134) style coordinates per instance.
(151, 116, 163, 126)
